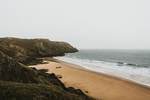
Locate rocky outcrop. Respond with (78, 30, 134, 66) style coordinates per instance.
(0, 51, 38, 83)
(0, 51, 68, 87)
(0, 37, 78, 57)
(0, 51, 94, 100)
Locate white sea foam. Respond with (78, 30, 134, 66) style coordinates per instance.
(54, 56, 150, 87)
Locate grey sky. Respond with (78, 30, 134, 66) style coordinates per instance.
(0, 0, 150, 49)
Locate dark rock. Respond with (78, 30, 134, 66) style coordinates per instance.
(85, 91, 89, 93)
(43, 61, 49, 64)
(37, 69, 49, 73)
(67, 87, 85, 96)
(31, 67, 37, 70)
(37, 71, 67, 90)
(56, 66, 61, 69)
(56, 75, 62, 79)
(66, 87, 95, 100)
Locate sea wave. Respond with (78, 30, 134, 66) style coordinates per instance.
(54, 56, 150, 87)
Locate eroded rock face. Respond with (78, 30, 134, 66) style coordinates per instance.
(0, 37, 78, 57)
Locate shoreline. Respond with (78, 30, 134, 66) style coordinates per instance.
(29, 57, 150, 100)
(54, 57, 150, 88)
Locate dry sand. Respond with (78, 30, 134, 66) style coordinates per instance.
(29, 58, 150, 100)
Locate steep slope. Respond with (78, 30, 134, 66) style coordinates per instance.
(0, 81, 89, 100)
(0, 51, 64, 87)
(0, 37, 78, 57)
(0, 51, 94, 100)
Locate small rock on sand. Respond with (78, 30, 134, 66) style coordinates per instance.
(56, 75, 62, 79)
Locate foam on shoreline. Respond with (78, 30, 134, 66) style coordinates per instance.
(54, 56, 150, 87)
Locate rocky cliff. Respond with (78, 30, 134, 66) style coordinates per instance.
(0, 51, 95, 100)
(0, 37, 78, 57)
(0, 38, 96, 100)
(0, 37, 97, 100)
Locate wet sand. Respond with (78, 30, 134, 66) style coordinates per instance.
(29, 58, 150, 100)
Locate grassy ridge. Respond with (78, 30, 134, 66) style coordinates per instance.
(0, 51, 95, 100)
(0, 81, 87, 100)
(0, 37, 78, 57)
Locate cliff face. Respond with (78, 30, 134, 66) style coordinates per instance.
(0, 38, 95, 99)
(0, 51, 94, 100)
(0, 51, 69, 88)
(0, 38, 96, 99)
(0, 37, 78, 57)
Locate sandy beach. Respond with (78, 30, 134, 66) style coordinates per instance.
(29, 58, 150, 100)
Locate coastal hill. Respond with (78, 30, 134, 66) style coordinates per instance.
(0, 51, 94, 100)
(0, 38, 95, 100)
(0, 37, 78, 65)
(0, 37, 78, 57)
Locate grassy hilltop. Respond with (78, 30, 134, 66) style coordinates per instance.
(0, 37, 78, 57)
(0, 37, 78, 65)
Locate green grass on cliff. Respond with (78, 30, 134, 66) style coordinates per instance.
(0, 81, 87, 100)
(0, 38, 92, 100)
(0, 51, 94, 100)
(0, 37, 78, 57)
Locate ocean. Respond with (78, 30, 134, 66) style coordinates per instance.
(55, 49, 150, 87)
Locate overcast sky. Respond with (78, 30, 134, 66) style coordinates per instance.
(1, 0, 150, 49)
